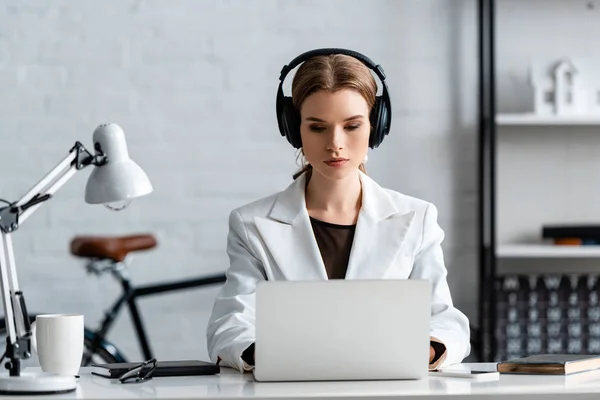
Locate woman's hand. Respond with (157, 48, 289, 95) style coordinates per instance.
(429, 345, 435, 363)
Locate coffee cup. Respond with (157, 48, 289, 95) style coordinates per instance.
(30, 314, 84, 376)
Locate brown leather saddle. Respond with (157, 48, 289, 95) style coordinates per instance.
(70, 234, 157, 262)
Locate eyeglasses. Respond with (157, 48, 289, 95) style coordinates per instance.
(118, 357, 158, 384)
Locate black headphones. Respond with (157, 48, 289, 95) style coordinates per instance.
(276, 48, 392, 149)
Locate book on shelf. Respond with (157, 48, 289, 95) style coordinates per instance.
(552, 238, 600, 245)
(543, 225, 600, 240)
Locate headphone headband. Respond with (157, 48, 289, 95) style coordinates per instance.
(279, 48, 387, 83)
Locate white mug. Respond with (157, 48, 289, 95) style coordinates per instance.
(30, 314, 84, 376)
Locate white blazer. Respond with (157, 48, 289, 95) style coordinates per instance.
(206, 171, 471, 372)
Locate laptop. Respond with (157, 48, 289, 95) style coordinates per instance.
(253, 279, 432, 382)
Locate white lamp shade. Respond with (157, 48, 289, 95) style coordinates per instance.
(85, 159, 152, 204)
(84, 123, 153, 205)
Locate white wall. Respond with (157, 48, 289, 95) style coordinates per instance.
(0, 0, 478, 363)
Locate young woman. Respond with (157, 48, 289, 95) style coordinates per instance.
(206, 49, 470, 372)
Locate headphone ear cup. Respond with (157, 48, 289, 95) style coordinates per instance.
(369, 96, 391, 148)
(281, 97, 302, 149)
(369, 97, 383, 148)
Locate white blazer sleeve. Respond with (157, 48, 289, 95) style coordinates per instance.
(409, 203, 471, 367)
(206, 210, 265, 372)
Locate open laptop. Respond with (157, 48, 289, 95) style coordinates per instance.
(253, 279, 432, 382)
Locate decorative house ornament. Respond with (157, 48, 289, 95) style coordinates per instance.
(529, 58, 600, 116)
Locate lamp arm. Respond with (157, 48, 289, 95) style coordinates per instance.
(0, 141, 105, 377)
(2, 142, 106, 231)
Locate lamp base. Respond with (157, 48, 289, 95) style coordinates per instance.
(0, 372, 77, 395)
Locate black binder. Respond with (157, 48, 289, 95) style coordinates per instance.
(91, 360, 220, 379)
(542, 225, 600, 239)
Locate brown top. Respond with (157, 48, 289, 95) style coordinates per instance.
(309, 217, 356, 279)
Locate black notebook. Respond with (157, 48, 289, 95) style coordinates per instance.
(91, 360, 220, 379)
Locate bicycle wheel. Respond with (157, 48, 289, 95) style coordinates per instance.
(82, 330, 129, 365)
(0, 315, 123, 367)
(83, 335, 120, 365)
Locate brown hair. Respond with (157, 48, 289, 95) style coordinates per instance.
(290, 54, 377, 180)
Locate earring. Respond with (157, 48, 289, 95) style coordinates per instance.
(296, 148, 307, 166)
(300, 148, 307, 163)
(363, 153, 369, 164)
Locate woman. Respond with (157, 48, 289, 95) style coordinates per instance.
(206, 48, 470, 372)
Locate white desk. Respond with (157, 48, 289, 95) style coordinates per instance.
(9, 363, 600, 399)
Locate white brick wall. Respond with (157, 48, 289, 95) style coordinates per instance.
(0, 0, 479, 364)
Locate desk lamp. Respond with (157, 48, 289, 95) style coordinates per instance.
(0, 123, 152, 394)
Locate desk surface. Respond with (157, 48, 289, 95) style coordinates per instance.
(11, 363, 600, 399)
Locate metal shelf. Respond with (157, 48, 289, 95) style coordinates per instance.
(497, 244, 600, 258)
(497, 114, 600, 126)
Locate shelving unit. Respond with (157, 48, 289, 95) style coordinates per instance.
(478, 0, 600, 363)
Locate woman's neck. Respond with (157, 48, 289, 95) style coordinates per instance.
(305, 170, 362, 224)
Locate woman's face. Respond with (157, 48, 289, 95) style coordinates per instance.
(299, 89, 370, 182)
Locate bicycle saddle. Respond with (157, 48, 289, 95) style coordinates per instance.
(70, 234, 157, 262)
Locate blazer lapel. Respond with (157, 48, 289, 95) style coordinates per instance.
(254, 174, 328, 281)
(345, 173, 415, 279)
(254, 171, 415, 281)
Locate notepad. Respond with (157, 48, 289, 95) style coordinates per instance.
(497, 354, 600, 375)
(91, 360, 219, 379)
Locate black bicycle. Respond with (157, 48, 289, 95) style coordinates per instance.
(0, 234, 226, 366)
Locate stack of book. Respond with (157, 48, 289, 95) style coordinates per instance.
(543, 225, 600, 246)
